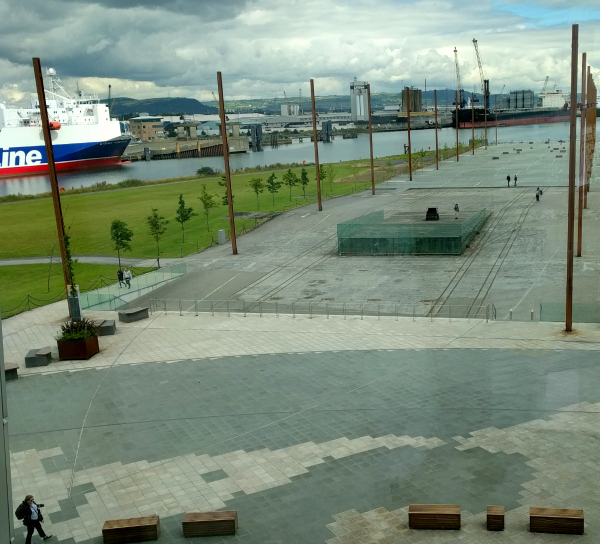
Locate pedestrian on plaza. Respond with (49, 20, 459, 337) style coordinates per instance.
(536, 188, 540, 202)
(15, 494, 53, 543)
(507, 174, 511, 187)
(454, 203, 460, 219)
(123, 267, 132, 289)
(117, 268, 124, 288)
(514, 175, 517, 186)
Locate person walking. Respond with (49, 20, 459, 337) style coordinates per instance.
(514, 175, 517, 186)
(536, 188, 540, 202)
(506, 174, 511, 187)
(123, 267, 132, 289)
(16, 494, 53, 543)
(117, 268, 124, 288)
(454, 203, 460, 220)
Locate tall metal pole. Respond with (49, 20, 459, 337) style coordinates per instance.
(367, 84, 375, 195)
(484, 88, 488, 149)
(310, 79, 323, 211)
(406, 87, 412, 180)
(577, 52, 586, 258)
(495, 95, 498, 145)
(471, 94, 475, 155)
(33, 58, 71, 310)
(434, 90, 439, 170)
(566, 24, 578, 332)
(455, 91, 459, 161)
(217, 72, 237, 255)
(585, 66, 593, 209)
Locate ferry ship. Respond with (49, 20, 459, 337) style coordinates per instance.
(0, 68, 130, 177)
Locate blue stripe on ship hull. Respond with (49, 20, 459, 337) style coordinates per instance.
(0, 137, 130, 169)
(53, 138, 131, 163)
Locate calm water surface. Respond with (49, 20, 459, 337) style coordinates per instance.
(0, 122, 576, 196)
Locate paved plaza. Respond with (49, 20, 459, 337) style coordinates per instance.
(5, 305, 600, 543)
(131, 142, 600, 322)
(4, 140, 600, 543)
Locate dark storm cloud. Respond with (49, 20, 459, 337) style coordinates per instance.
(53, 0, 255, 18)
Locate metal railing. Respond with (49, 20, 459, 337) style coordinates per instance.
(149, 299, 493, 322)
(80, 263, 187, 310)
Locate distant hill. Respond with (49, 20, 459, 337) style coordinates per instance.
(101, 97, 218, 116)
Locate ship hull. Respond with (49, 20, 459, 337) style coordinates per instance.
(453, 107, 570, 129)
(459, 114, 570, 129)
(0, 124, 130, 178)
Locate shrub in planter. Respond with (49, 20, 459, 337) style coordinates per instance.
(57, 318, 99, 360)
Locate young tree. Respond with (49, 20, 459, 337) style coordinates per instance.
(325, 165, 336, 193)
(282, 169, 298, 201)
(175, 194, 197, 243)
(147, 207, 169, 268)
(110, 219, 133, 269)
(299, 168, 309, 198)
(198, 184, 217, 231)
(248, 177, 264, 210)
(266, 172, 282, 205)
(217, 175, 234, 206)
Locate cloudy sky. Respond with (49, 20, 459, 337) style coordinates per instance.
(0, 0, 599, 106)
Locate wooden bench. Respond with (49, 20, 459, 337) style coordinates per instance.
(182, 511, 238, 537)
(102, 516, 160, 543)
(487, 505, 504, 531)
(4, 362, 19, 381)
(530, 507, 583, 535)
(408, 504, 460, 530)
(118, 307, 149, 323)
(25, 347, 52, 368)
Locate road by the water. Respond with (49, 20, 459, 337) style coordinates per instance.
(0, 121, 576, 196)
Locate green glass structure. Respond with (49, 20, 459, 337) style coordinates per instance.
(337, 209, 488, 256)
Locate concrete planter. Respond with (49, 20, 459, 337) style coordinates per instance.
(57, 335, 99, 361)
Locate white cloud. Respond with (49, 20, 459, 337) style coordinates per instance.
(0, 0, 599, 105)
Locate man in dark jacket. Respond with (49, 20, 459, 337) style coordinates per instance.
(17, 495, 53, 543)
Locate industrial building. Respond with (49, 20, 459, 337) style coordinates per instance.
(350, 79, 369, 122)
(129, 115, 165, 140)
(401, 87, 423, 112)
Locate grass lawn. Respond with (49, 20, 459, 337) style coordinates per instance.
(0, 163, 373, 260)
(0, 263, 144, 318)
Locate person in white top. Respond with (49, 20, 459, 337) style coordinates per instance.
(16, 494, 53, 543)
(123, 268, 132, 289)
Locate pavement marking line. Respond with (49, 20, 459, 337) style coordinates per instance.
(305, 213, 331, 232)
(301, 213, 310, 218)
(200, 273, 242, 300)
(66, 309, 164, 498)
(505, 245, 560, 319)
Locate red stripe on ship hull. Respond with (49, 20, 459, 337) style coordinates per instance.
(0, 156, 123, 178)
(460, 115, 570, 129)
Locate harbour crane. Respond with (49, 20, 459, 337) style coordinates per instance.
(299, 88, 304, 115)
(472, 38, 490, 109)
(453, 47, 465, 108)
(283, 90, 292, 116)
(500, 84, 505, 96)
(541, 75, 549, 94)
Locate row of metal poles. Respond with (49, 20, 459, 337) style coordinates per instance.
(33, 39, 598, 333)
(566, 25, 598, 331)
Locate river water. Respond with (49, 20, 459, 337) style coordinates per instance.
(0, 122, 576, 196)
